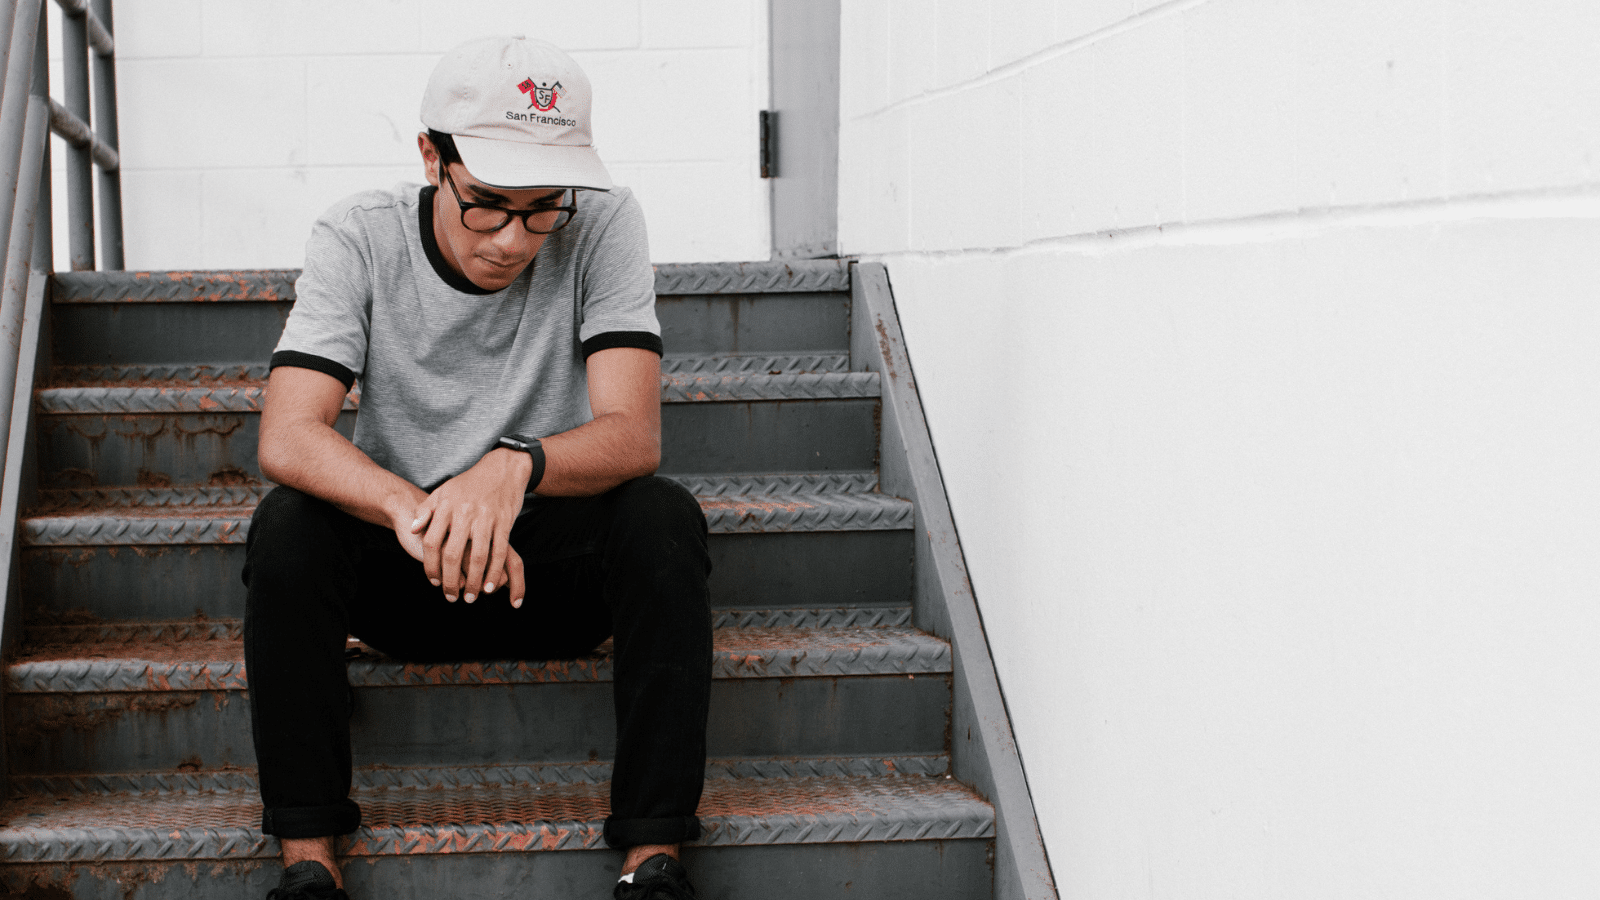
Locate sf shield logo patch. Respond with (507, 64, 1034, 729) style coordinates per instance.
(518, 78, 562, 112)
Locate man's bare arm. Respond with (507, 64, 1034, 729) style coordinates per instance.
(258, 366, 429, 559)
(540, 346, 662, 495)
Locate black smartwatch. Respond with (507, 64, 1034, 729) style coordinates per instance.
(495, 434, 546, 493)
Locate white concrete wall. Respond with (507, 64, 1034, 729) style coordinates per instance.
(841, 1, 1600, 896)
(47, 0, 769, 269)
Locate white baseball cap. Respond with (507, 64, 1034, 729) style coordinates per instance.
(420, 36, 613, 191)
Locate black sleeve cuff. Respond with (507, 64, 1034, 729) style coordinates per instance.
(270, 351, 357, 391)
(581, 331, 663, 359)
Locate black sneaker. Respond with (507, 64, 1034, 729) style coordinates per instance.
(614, 853, 699, 900)
(267, 860, 348, 900)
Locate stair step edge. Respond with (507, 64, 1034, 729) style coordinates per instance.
(9, 626, 952, 692)
(52, 355, 854, 385)
(12, 755, 953, 796)
(22, 490, 914, 545)
(24, 608, 915, 644)
(1, 774, 990, 862)
(35, 370, 879, 414)
(50, 262, 852, 304)
(32, 473, 884, 510)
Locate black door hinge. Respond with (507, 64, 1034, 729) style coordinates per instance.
(759, 110, 777, 178)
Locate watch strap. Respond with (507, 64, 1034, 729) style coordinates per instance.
(497, 434, 546, 493)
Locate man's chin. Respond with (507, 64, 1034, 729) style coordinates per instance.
(467, 260, 528, 290)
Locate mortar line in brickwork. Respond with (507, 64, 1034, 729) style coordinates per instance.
(864, 184, 1600, 261)
(852, 0, 1214, 121)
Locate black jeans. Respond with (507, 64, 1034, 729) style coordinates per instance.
(242, 476, 712, 849)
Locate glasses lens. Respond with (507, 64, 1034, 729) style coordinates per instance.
(523, 209, 574, 234)
(461, 206, 512, 233)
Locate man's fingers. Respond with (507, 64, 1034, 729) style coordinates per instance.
(420, 511, 449, 588)
(507, 547, 526, 609)
(461, 524, 492, 603)
(440, 527, 469, 601)
(483, 528, 510, 597)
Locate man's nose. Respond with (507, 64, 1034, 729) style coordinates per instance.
(491, 221, 539, 256)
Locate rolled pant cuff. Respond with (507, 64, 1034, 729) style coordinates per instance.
(262, 799, 362, 838)
(604, 815, 702, 848)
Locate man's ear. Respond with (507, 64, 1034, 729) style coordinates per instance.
(417, 132, 441, 187)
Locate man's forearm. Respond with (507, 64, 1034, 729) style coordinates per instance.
(260, 418, 426, 527)
(535, 410, 660, 497)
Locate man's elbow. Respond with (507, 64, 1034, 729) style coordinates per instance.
(632, 435, 661, 478)
(257, 423, 302, 486)
(257, 434, 289, 485)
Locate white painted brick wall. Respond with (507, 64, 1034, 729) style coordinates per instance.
(839, 1, 1600, 897)
(47, 0, 769, 269)
(1446, 3, 1600, 195)
(843, 0, 1600, 251)
(1018, 18, 1186, 240)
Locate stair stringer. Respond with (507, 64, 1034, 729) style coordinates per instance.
(0, 268, 53, 805)
(850, 261, 1058, 900)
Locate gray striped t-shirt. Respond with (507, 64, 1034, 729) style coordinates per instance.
(272, 183, 660, 491)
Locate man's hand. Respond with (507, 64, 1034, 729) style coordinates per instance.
(388, 503, 427, 563)
(409, 448, 532, 607)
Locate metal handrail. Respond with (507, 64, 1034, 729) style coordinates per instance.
(0, 0, 124, 667)
(0, 0, 124, 466)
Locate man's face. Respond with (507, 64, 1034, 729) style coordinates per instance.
(419, 134, 567, 291)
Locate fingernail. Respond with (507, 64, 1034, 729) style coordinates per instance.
(484, 582, 496, 594)
(446, 594, 457, 602)
(465, 593, 476, 604)
(430, 579, 441, 587)
(512, 597, 523, 609)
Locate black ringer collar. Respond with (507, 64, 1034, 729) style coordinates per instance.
(419, 185, 500, 296)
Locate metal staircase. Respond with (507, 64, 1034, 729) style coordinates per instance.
(0, 261, 1052, 898)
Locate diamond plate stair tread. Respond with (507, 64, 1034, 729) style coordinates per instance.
(34, 384, 348, 414)
(54, 354, 851, 385)
(0, 773, 991, 862)
(660, 371, 878, 402)
(24, 608, 914, 646)
(51, 262, 850, 304)
(22, 484, 912, 545)
(13, 756, 952, 797)
(660, 353, 848, 375)
(35, 370, 877, 413)
(9, 626, 951, 692)
(31, 473, 881, 512)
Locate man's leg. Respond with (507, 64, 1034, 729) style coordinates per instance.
(243, 486, 372, 888)
(598, 477, 713, 859)
(509, 476, 713, 872)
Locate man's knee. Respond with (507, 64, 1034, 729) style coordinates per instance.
(600, 476, 711, 582)
(609, 476, 707, 545)
(243, 486, 344, 587)
(251, 484, 327, 532)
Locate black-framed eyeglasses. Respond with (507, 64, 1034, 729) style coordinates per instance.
(440, 165, 578, 235)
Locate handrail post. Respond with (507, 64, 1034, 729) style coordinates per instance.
(0, 1, 14, 88)
(90, 0, 122, 269)
(0, 0, 45, 272)
(0, 107, 49, 477)
(33, 8, 52, 275)
(62, 0, 94, 270)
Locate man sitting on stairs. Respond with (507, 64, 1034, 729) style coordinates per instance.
(243, 35, 712, 900)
